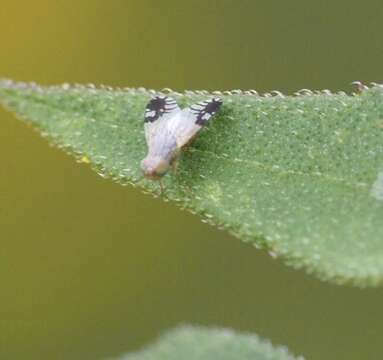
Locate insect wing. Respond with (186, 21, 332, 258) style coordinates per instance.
(144, 96, 180, 144)
(144, 96, 180, 123)
(190, 97, 223, 126)
(168, 97, 223, 147)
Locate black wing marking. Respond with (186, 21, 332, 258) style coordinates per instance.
(190, 98, 223, 126)
(144, 96, 179, 123)
(168, 98, 223, 148)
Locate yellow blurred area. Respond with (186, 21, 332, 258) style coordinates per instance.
(0, 1, 382, 359)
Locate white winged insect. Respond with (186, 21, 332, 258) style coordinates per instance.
(141, 96, 223, 182)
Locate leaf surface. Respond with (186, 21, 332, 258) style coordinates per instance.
(114, 326, 304, 360)
(1, 79, 383, 286)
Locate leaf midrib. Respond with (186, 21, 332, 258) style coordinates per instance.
(189, 148, 368, 192)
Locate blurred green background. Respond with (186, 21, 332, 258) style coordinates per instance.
(0, 1, 382, 359)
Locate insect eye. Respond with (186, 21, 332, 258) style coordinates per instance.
(141, 156, 170, 179)
(154, 160, 169, 174)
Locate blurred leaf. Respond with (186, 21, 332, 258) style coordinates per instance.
(1, 80, 383, 286)
(114, 326, 303, 360)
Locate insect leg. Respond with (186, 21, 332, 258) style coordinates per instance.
(159, 179, 164, 195)
(171, 157, 179, 176)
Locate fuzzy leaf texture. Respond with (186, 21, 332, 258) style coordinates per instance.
(1, 80, 383, 286)
(113, 326, 304, 360)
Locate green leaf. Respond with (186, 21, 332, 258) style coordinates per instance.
(1, 79, 383, 286)
(114, 326, 303, 360)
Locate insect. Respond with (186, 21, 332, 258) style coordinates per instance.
(141, 96, 223, 181)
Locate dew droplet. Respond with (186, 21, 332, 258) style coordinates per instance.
(78, 155, 90, 164)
